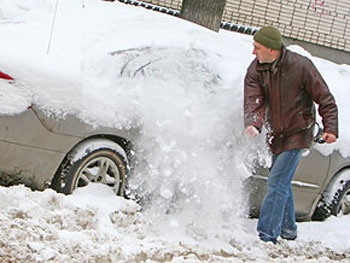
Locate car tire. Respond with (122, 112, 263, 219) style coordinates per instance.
(51, 139, 128, 196)
(312, 170, 350, 221)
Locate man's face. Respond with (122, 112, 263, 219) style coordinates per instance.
(252, 41, 274, 63)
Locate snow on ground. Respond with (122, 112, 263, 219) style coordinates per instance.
(1, 184, 350, 263)
(1, 0, 350, 262)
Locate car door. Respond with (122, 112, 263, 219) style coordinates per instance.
(292, 148, 331, 220)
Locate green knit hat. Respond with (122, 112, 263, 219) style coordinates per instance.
(253, 26, 282, 50)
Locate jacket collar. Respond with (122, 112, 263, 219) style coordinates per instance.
(256, 45, 286, 72)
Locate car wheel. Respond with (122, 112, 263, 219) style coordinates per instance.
(331, 181, 350, 216)
(312, 170, 350, 221)
(51, 139, 128, 195)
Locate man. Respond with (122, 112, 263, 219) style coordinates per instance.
(244, 26, 338, 244)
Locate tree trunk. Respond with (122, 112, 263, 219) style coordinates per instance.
(180, 0, 226, 32)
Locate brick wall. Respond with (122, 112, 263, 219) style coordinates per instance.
(141, 0, 350, 53)
(142, 0, 181, 10)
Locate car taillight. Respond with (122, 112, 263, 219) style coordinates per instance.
(0, 71, 14, 80)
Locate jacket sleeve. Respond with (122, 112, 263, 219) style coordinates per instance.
(244, 61, 266, 130)
(303, 59, 338, 137)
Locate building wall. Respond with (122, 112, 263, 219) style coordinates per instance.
(141, 0, 350, 54)
(223, 0, 350, 53)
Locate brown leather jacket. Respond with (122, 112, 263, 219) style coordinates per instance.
(244, 45, 338, 155)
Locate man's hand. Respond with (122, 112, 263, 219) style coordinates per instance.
(322, 132, 337, 144)
(245, 125, 259, 137)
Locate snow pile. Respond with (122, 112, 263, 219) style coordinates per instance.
(1, 184, 350, 262)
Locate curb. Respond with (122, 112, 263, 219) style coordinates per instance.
(117, 0, 258, 35)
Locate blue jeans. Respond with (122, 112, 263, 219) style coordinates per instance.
(257, 149, 302, 243)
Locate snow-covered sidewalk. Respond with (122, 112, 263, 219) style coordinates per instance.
(1, 184, 349, 263)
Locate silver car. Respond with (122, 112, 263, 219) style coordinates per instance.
(0, 103, 136, 196)
(245, 128, 350, 221)
(0, 45, 222, 198)
(2, 103, 349, 223)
